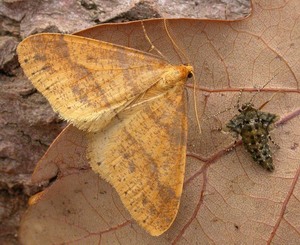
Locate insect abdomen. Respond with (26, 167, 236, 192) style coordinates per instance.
(241, 124, 274, 171)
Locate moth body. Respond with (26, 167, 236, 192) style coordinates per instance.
(17, 32, 194, 236)
(155, 65, 193, 90)
(226, 103, 279, 171)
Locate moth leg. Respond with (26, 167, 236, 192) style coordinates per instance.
(236, 89, 243, 111)
(258, 92, 279, 110)
(207, 115, 224, 132)
(268, 135, 280, 149)
(207, 106, 234, 119)
(226, 133, 240, 152)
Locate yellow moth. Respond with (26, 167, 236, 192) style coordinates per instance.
(17, 21, 194, 236)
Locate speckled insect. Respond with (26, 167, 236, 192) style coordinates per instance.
(226, 102, 279, 172)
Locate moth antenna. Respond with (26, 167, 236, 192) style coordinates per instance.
(163, 19, 189, 65)
(249, 73, 279, 104)
(192, 71, 201, 134)
(141, 21, 168, 61)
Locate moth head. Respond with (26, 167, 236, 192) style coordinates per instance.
(183, 64, 194, 79)
(239, 102, 254, 112)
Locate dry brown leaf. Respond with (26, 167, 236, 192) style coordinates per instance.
(19, 0, 300, 244)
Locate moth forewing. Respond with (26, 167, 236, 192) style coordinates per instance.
(17, 33, 187, 132)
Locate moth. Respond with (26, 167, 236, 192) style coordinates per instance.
(226, 101, 279, 171)
(17, 23, 193, 236)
